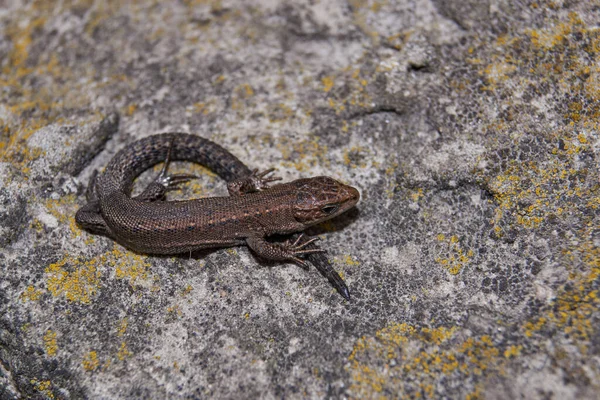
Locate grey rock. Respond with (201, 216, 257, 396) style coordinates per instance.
(0, 1, 598, 399)
(26, 112, 119, 176)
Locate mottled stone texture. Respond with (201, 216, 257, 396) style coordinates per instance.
(1, 1, 599, 399)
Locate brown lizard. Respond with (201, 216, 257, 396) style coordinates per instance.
(76, 133, 359, 299)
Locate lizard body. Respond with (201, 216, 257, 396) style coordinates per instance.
(76, 133, 359, 299)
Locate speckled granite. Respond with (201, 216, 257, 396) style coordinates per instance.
(1, 1, 599, 399)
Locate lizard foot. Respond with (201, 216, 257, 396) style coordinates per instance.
(156, 173, 199, 191)
(246, 234, 326, 270)
(227, 168, 282, 196)
(137, 137, 199, 202)
(282, 234, 326, 269)
(155, 136, 198, 191)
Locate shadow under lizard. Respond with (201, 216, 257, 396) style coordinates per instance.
(76, 133, 360, 300)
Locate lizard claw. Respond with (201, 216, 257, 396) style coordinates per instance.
(254, 168, 283, 182)
(291, 233, 320, 248)
(290, 256, 310, 270)
(249, 168, 282, 190)
(283, 235, 325, 269)
(158, 173, 199, 191)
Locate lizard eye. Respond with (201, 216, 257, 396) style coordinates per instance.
(321, 204, 339, 214)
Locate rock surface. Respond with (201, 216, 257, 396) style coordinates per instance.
(1, 1, 599, 399)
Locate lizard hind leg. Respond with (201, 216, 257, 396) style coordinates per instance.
(138, 136, 199, 201)
(247, 233, 350, 300)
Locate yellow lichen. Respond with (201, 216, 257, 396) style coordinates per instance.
(117, 341, 132, 361)
(192, 100, 216, 115)
(230, 83, 255, 111)
(45, 194, 80, 237)
(45, 256, 101, 304)
(487, 154, 597, 231)
(339, 254, 360, 266)
(240, 83, 254, 97)
(82, 351, 99, 372)
(112, 247, 151, 285)
(117, 318, 128, 337)
(125, 103, 137, 116)
(43, 330, 58, 357)
(267, 103, 294, 123)
(482, 61, 517, 87)
(277, 136, 328, 172)
(349, 231, 598, 397)
(343, 146, 369, 169)
(347, 323, 509, 398)
(4, 16, 47, 72)
(45, 246, 156, 304)
(503, 345, 522, 359)
(0, 10, 98, 168)
(410, 188, 424, 202)
(181, 284, 193, 296)
(523, 233, 599, 351)
(434, 234, 474, 275)
(167, 304, 182, 317)
(321, 76, 335, 92)
(30, 379, 54, 399)
(20, 285, 43, 302)
(465, 387, 483, 400)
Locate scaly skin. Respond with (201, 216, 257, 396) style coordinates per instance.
(76, 133, 359, 300)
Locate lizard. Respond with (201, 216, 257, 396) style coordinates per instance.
(75, 133, 360, 300)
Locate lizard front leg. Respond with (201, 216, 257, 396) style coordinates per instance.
(227, 168, 281, 196)
(246, 234, 325, 268)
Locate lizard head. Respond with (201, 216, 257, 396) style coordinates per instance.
(292, 176, 360, 226)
